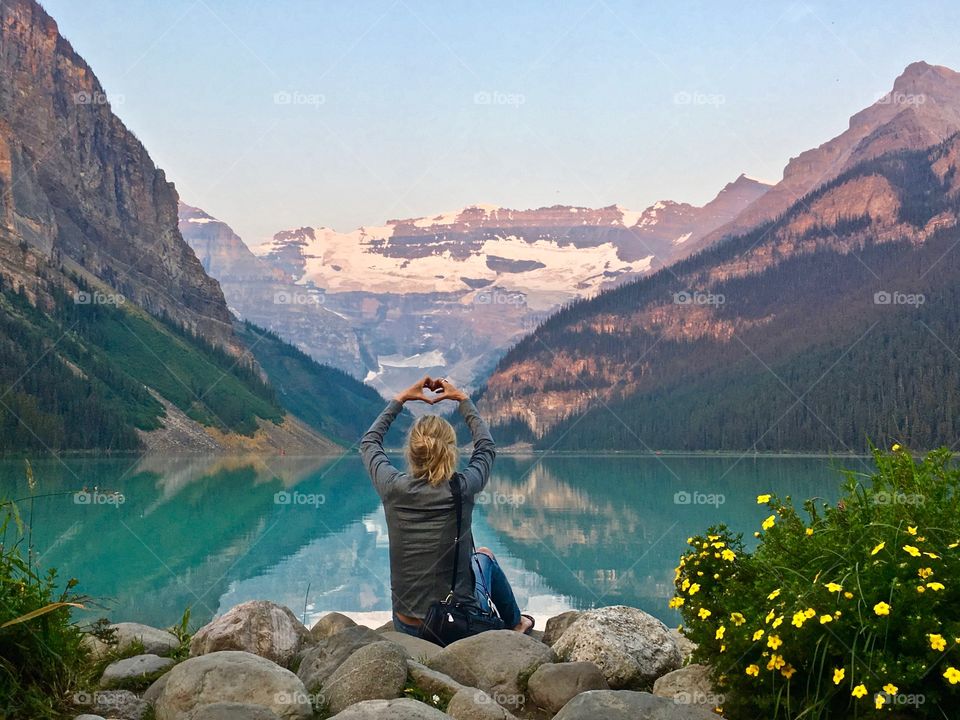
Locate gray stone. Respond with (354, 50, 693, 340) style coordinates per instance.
(320, 641, 408, 715)
(142, 672, 170, 706)
(527, 661, 609, 714)
(109, 622, 180, 656)
(73, 716, 106, 720)
(408, 660, 467, 699)
(328, 698, 452, 719)
(427, 630, 556, 711)
(381, 630, 443, 661)
(100, 653, 175, 688)
(446, 687, 517, 720)
(297, 625, 384, 692)
(310, 612, 357, 641)
(553, 606, 681, 690)
(669, 629, 697, 663)
(81, 633, 113, 659)
(542, 611, 582, 646)
(186, 702, 283, 720)
(190, 600, 312, 668)
(553, 690, 719, 719)
(154, 650, 311, 720)
(652, 664, 717, 706)
(88, 689, 147, 720)
(374, 621, 396, 633)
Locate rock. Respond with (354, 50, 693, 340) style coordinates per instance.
(186, 702, 283, 720)
(669, 629, 697, 663)
(320, 641, 408, 715)
(310, 612, 357, 640)
(527, 662, 609, 713)
(408, 660, 467, 699)
(381, 630, 443, 661)
(154, 650, 311, 720)
(73, 716, 107, 720)
(88, 689, 147, 720)
(446, 687, 517, 720)
(81, 633, 113, 659)
(375, 621, 397, 633)
(427, 630, 556, 711)
(190, 601, 311, 668)
(100, 653, 175, 688)
(553, 690, 719, 719)
(542, 611, 581, 646)
(142, 672, 170, 706)
(328, 698, 452, 719)
(297, 625, 384, 692)
(652, 664, 717, 706)
(109, 622, 180, 656)
(552, 606, 681, 689)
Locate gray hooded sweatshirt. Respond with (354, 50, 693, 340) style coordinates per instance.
(359, 398, 496, 619)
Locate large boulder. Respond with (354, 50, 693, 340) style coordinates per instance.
(668, 629, 697, 663)
(553, 690, 719, 720)
(380, 630, 443, 661)
(297, 625, 384, 692)
(83, 689, 147, 720)
(109, 622, 180, 656)
(652, 664, 717, 706)
(552, 606, 681, 689)
(154, 650, 311, 720)
(542, 611, 581, 647)
(310, 612, 357, 641)
(99, 653, 175, 688)
(186, 703, 282, 720)
(328, 698, 452, 719)
(526, 662, 609, 714)
(320, 641, 408, 715)
(142, 673, 170, 707)
(190, 601, 311, 668)
(408, 660, 466, 699)
(426, 630, 555, 711)
(446, 687, 517, 720)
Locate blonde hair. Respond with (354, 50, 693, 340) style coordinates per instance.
(406, 414, 459, 486)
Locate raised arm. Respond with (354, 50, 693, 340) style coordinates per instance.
(436, 379, 496, 496)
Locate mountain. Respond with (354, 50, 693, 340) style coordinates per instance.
(689, 61, 960, 256)
(479, 75, 960, 451)
(181, 178, 769, 398)
(0, 0, 378, 452)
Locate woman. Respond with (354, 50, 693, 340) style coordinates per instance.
(359, 375, 534, 638)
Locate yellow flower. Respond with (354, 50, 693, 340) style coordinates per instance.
(918, 567, 933, 579)
(871, 542, 885, 555)
(752, 629, 765, 641)
(873, 601, 891, 616)
(761, 515, 776, 530)
(754, 531, 761, 538)
(820, 615, 833, 624)
(715, 625, 726, 640)
(930, 633, 947, 651)
(719, 644, 726, 653)
(843, 591, 854, 599)
(765, 609, 775, 624)
(805, 527, 813, 536)
(791, 612, 808, 628)
(698, 608, 712, 620)
(681, 578, 690, 591)
(803, 607, 816, 619)
(772, 616, 783, 628)
(757, 494, 771, 504)
(824, 582, 843, 593)
(767, 635, 782, 650)
(668, 597, 685, 609)
(903, 545, 921, 557)
(688, 583, 701, 595)
(767, 589, 781, 600)
(892, 443, 901, 451)
(874, 694, 885, 710)
(907, 525, 918, 535)
(944, 667, 960, 684)
(745, 664, 760, 677)
(883, 683, 898, 695)
(721, 549, 735, 562)
(766, 654, 785, 671)
(923, 551, 940, 559)
(927, 582, 945, 591)
(707, 534, 720, 541)
(852, 683, 867, 699)
(781, 664, 796, 679)
(730, 612, 746, 626)
(833, 667, 845, 685)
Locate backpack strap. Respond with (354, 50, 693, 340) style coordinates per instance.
(446, 473, 463, 599)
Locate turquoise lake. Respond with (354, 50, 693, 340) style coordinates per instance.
(0, 454, 869, 630)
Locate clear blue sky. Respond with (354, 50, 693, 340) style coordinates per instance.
(43, 0, 960, 244)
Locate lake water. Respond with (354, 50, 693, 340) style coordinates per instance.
(0, 453, 867, 631)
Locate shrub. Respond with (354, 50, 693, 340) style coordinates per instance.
(673, 447, 960, 719)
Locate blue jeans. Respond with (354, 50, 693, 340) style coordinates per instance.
(393, 550, 522, 636)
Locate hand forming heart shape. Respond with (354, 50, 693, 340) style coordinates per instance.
(394, 375, 468, 405)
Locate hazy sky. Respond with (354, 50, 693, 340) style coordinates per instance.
(43, 0, 960, 244)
